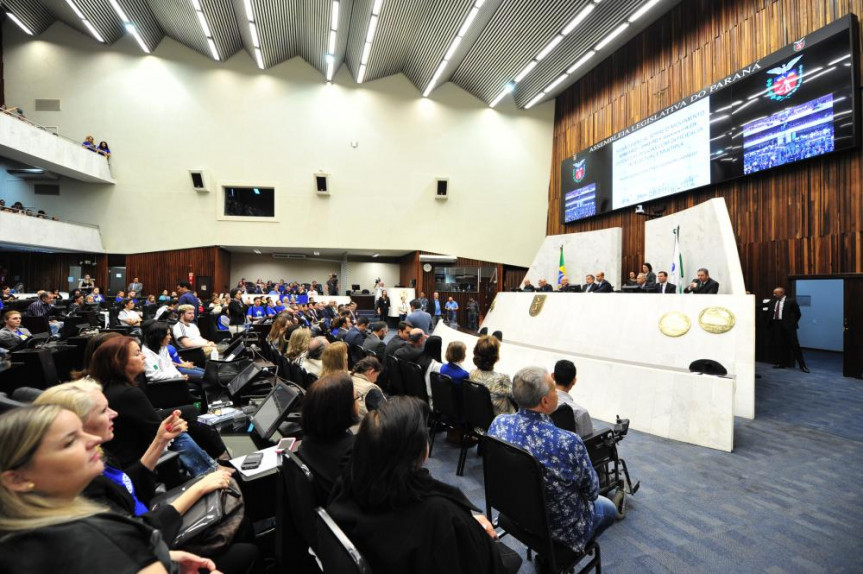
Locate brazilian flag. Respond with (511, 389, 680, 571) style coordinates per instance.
(557, 246, 565, 286)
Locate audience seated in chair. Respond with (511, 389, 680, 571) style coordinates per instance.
(385, 321, 411, 357)
(0, 405, 225, 573)
(350, 357, 386, 420)
(343, 316, 370, 347)
(0, 310, 31, 350)
(362, 321, 387, 356)
(552, 359, 593, 437)
(327, 397, 523, 574)
(320, 341, 349, 379)
(297, 373, 358, 503)
(488, 366, 617, 555)
(469, 335, 515, 416)
(171, 304, 216, 356)
(440, 341, 470, 386)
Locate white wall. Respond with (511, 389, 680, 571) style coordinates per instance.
(3, 23, 555, 266)
(523, 228, 623, 290)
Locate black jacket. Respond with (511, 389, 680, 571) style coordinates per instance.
(684, 277, 720, 294)
(327, 472, 510, 574)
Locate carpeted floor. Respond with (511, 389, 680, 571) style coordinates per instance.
(425, 350, 863, 573)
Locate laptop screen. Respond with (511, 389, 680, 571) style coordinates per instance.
(251, 382, 299, 440)
(227, 363, 261, 396)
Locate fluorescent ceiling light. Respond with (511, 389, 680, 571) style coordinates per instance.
(331, 1, 340, 30)
(443, 36, 461, 61)
(357, 64, 367, 83)
(372, 253, 380, 258)
(562, 4, 595, 35)
(126, 25, 150, 53)
(566, 50, 595, 74)
(207, 38, 219, 60)
(191, 0, 202, 11)
(255, 48, 264, 69)
(543, 73, 568, 94)
(536, 34, 563, 61)
(629, 0, 662, 23)
(195, 11, 211, 37)
(366, 15, 379, 43)
(250, 23, 260, 48)
(361, 42, 372, 65)
(253, 249, 262, 254)
(525, 92, 546, 109)
(372, 0, 383, 15)
(514, 60, 537, 82)
(489, 84, 513, 108)
(328, 30, 337, 54)
(108, 0, 129, 23)
(595, 23, 629, 50)
(65, 0, 85, 20)
(243, 0, 253, 21)
(6, 12, 33, 35)
(82, 20, 105, 43)
(457, 6, 479, 37)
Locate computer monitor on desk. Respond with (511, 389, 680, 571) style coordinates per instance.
(250, 381, 301, 441)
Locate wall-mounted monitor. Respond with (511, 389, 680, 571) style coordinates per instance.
(561, 15, 859, 224)
(224, 186, 275, 217)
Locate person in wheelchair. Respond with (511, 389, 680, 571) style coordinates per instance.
(552, 359, 593, 437)
(488, 366, 617, 554)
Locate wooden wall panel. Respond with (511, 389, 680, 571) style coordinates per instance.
(126, 246, 225, 297)
(0, 252, 106, 292)
(547, 0, 863, 299)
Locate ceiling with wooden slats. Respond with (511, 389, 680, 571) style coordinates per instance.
(1, 0, 679, 108)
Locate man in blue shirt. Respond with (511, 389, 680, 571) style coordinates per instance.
(405, 299, 432, 334)
(175, 281, 199, 319)
(444, 296, 459, 325)
(488, 366, 616, 553)
(247, 297, 267, 321)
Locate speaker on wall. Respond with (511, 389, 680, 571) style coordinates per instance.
(435, 178, 448, 200)
(189, 170, 208, 192)
(315, 173, 329, 195)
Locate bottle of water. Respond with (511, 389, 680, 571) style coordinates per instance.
(210, 348, 219, 361)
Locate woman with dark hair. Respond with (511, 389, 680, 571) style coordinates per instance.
(440, 341, 470, 385)
(297, 373, 359, 503)
(90, 336, 220, 476)
(97, 141, 111, 158)
(350, 356, 386, 419)
(642, 262, 656, 285)
(158, 289, 170, 302)
(0, 405, 219, 573)
(469, 335, 514, 416)
(328, 397, 521, 574)
(375, 289, 391, 323)
(142, 322, 186, 381)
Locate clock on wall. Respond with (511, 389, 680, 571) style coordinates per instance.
(423, 263, 432, 272)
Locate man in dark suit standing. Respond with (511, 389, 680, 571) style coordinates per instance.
(769, 287, 809, 372)
(654, 271, 677, 294)
(593, 272, 613, 293)
(683, 268, 720, 294)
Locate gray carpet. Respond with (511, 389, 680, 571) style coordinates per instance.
(424, 351, 863, 573)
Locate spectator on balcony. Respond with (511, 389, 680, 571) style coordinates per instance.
(0, 199, 9, 212)
(97, 141, 111, 159)
(36, 210, 47, 219)
(82, 135, 97, 151)
(11, 201, 24, 213)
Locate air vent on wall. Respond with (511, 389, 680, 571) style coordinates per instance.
(272, 253, 307, 260)
(34, 99, 61, 112)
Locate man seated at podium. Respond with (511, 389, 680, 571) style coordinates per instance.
(582, 274, 597, 292)
(0, 310, 31, 350)
(654, 271, 677, 294)
(552, 360, 593, 437)
(521, 279, 536, 292)
(635, 273, 654, 292)
(558, 276, 580, 292)
(684, 268, 720, 294)
(593, 272, 613, 293)
(537, 278, 554, 292)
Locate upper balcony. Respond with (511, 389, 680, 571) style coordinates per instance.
(0, 208, 104, 253)
(0, 109, 115, 184)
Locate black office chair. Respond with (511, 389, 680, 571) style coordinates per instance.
(176, 346, 207, 368)
(276, 450, 322, 574)
(314, 507, 373, 574)
(384, 355, 404, 396)
(428, 372, 463, 458)
(20, 315, 50, 335)
(11, 348, 60, 390)
(457, 381, 496, 476)
(348, 344, 366, 369)
(399, 361, 428, 405)
(482, 436, 601, 574)
(550, 404, 577, 433)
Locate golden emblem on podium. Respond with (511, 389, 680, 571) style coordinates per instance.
(659, 311, 691, 337)
(698, 307, 736, 334)
(529, 295, 546, 317)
